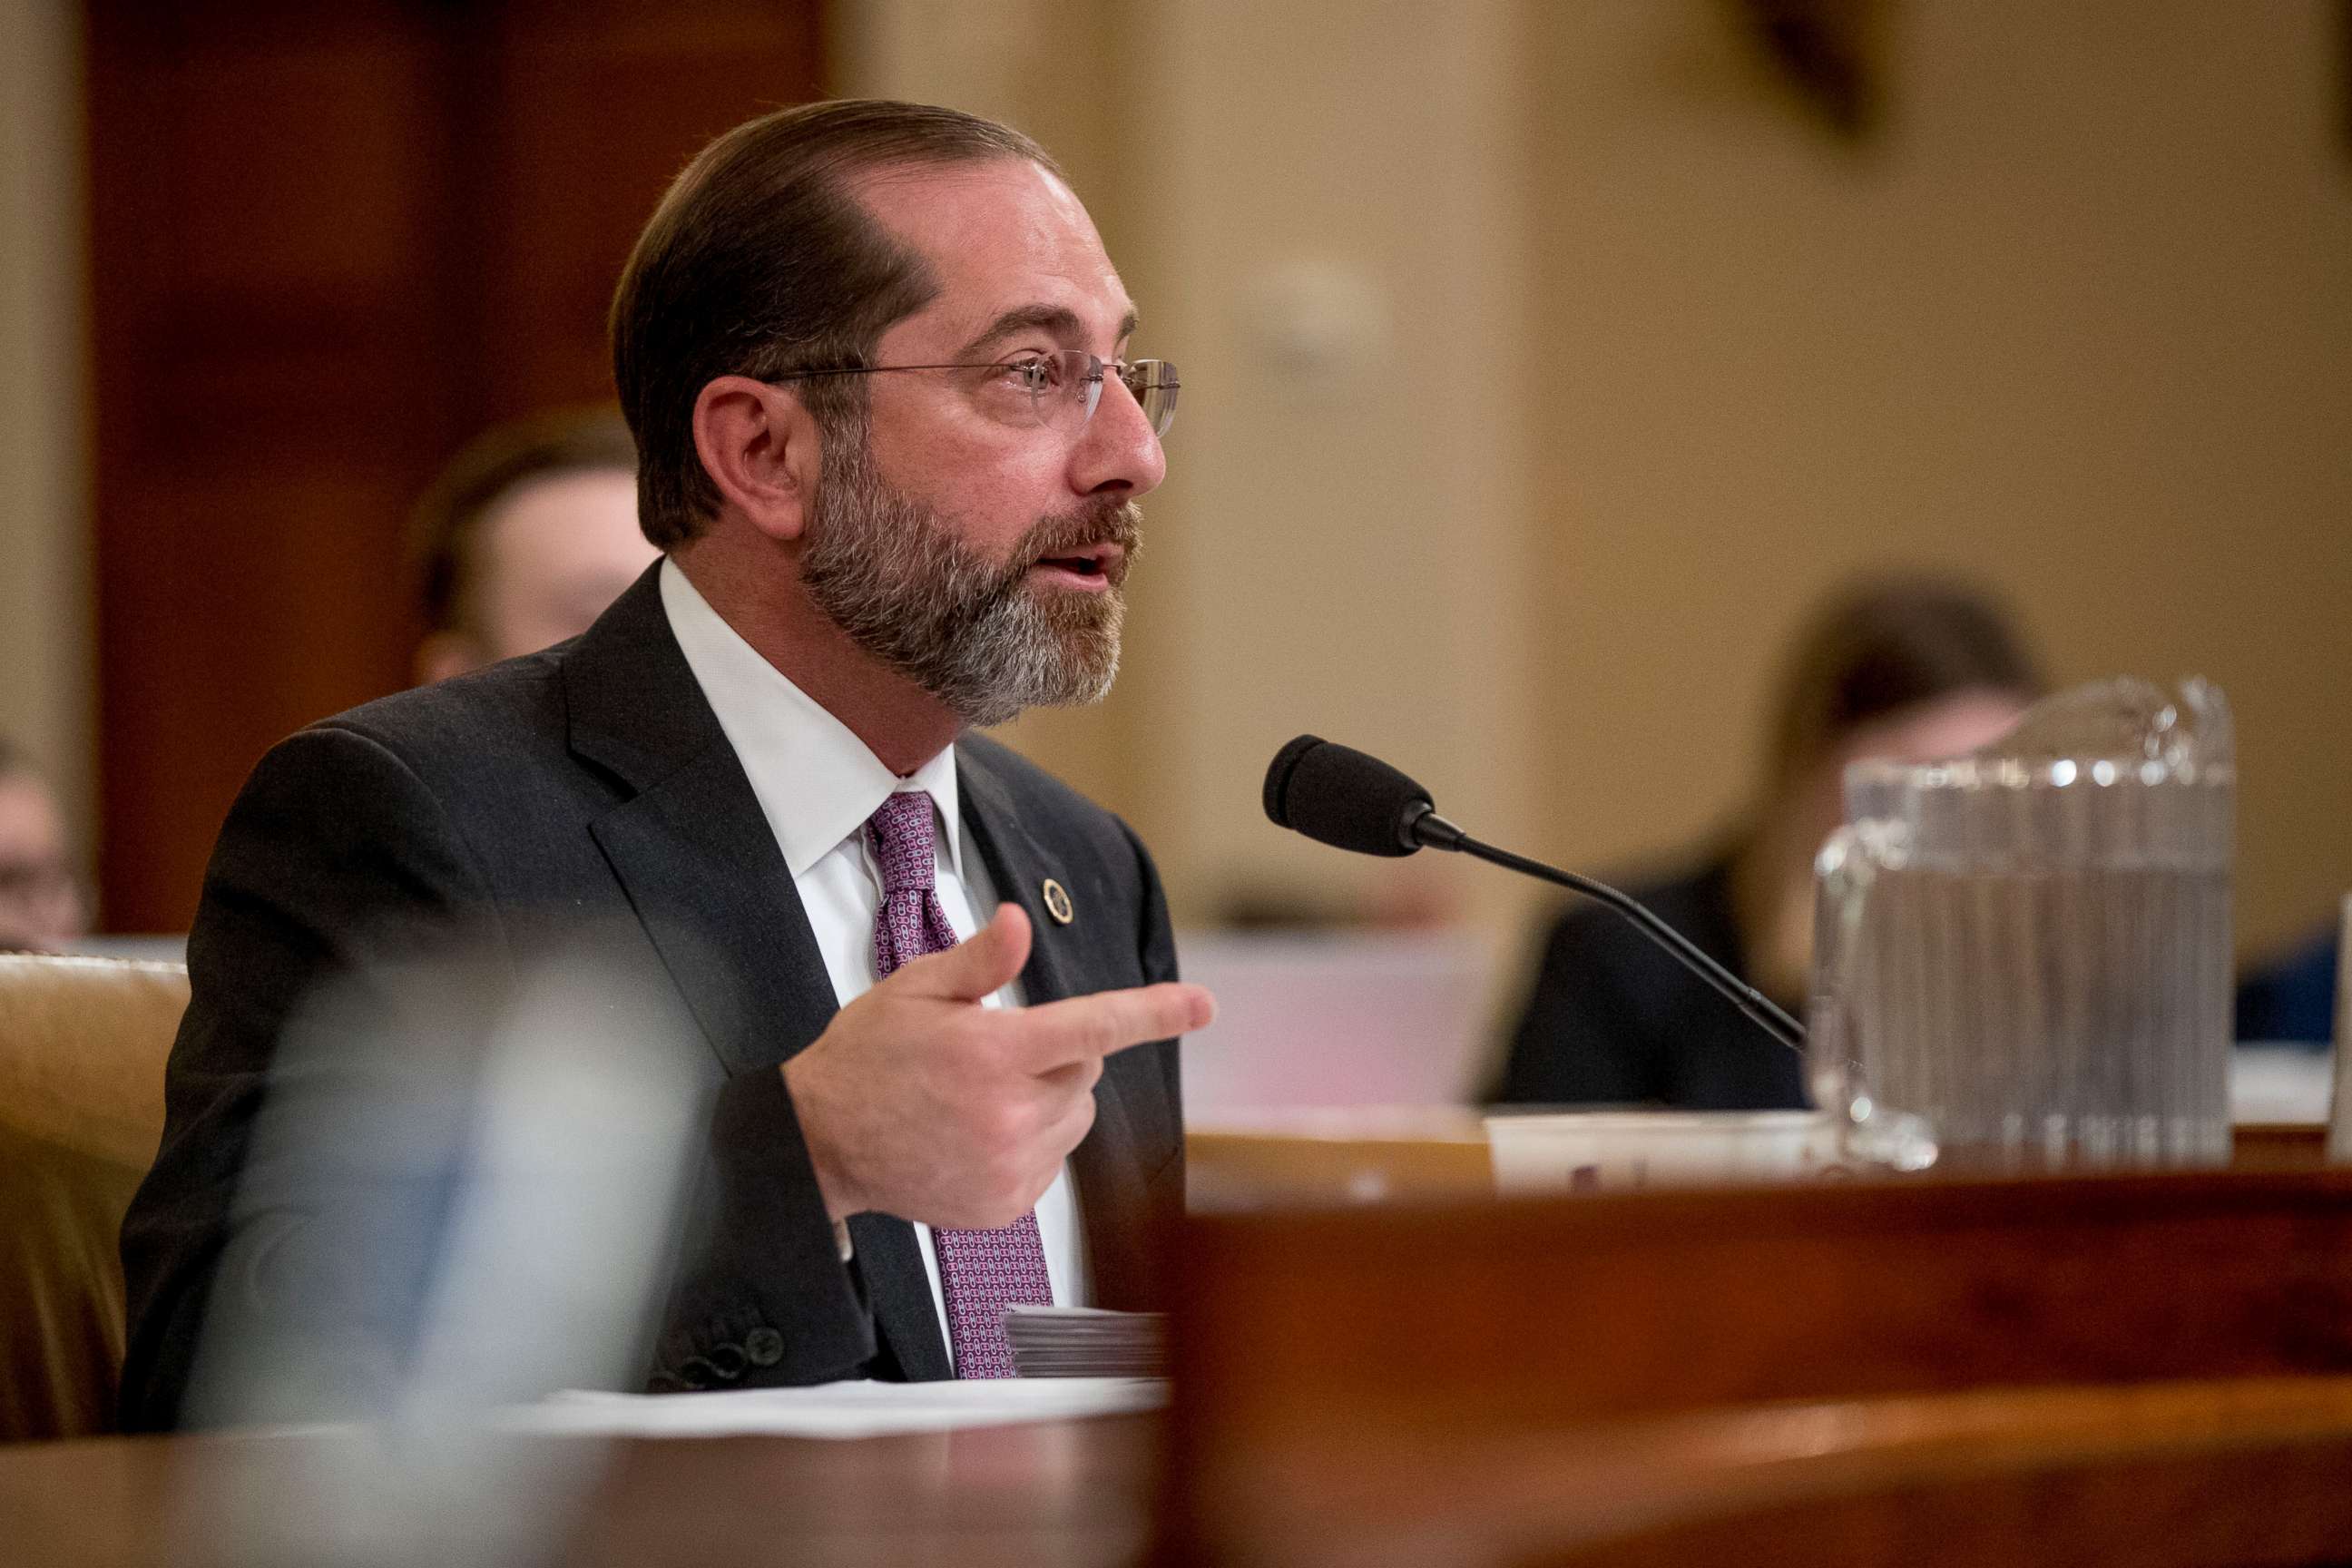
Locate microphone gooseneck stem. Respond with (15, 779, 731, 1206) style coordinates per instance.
(1410, 810, 1808, 1054)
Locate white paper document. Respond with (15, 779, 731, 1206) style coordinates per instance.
(500, 1376, 1167, 1441)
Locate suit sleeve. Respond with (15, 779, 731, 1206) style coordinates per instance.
(119, 725, 514, 1430)
(1122, 815, 1184, 1114)
(122, 721, 882, 1423)
(1119, 815, 1185, 1308)
(651, 1064, 876, 1391)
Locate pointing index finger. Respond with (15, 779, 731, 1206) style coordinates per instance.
(1011, 982, 1216, 1071)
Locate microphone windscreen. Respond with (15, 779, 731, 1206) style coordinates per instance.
(1261, 735, 1432, 858)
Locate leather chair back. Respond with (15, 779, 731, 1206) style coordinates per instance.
(0, 956, 187, 1441)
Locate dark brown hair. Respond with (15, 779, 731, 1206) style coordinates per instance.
(611, 100, 1060, 550)
(1767, 576, 2044, 779)
(407, 407, 639, 636)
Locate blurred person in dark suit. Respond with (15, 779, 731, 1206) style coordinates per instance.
(0, 739, 85, 954)
(2236, 926, 2340, 1044)
(1491, 579, 2043, 1111)
(407, 407, 656, 684)
(120, 100, 1206, 1429)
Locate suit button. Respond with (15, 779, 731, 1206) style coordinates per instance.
(706, 1345, 747, 1382)
(744, 1328, 785, 1367)
(678, 1356, 717, 1391)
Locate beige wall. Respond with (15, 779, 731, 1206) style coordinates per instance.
(0, 0, 92, 840)
(1524, 0, 2352, 958)
(843, 0, 2352, 961)
(13, 3, 2344, 953)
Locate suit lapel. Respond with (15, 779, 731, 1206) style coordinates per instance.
(959, 748, 1156, 1308)
(586, 750, 839, 1075)
(567, 569, 839, 1076)
(846, 1214, 950, 1380)
(569, 573, 956, 1380)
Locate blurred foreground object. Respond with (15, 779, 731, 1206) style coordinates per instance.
(1494, 577, 2040, 1111)
(1812, 678, 2233, 1171)
(178, 947, 703, 1430)
(0, 955, 184, 1440)
(161, 950, 702, 1568)
(407, 407, 653, 684)
(0, 739, 87, 953)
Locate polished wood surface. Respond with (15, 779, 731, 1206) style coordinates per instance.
(1169, 1164, 2352, 1564)
(15, 1151, 2352, 1563)
(1191, 1378, 2352, 1568)
(0, 1414, 1161, 1568)
(1175, 1167, 2352, 1436)
(1187, 1109, 1494, 1210)
(2230, 1120, 2327, 1169)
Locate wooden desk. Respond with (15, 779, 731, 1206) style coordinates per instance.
(1170, 1161, 2352, 1565)
(1187, 1118, 2333, 1211)
(1188, 1107, 1494, 1209)
(0, 1414, 1161, 1568)
(2231, 1120, 2327, 1169)
(12, 1135, 2343, 1565)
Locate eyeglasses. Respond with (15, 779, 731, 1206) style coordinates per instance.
(768, 349, 1180, 438)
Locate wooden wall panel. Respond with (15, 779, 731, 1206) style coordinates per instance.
(84, 1, 826, 932)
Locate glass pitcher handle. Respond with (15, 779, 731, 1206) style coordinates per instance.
(1810, 820, 1938, 1172)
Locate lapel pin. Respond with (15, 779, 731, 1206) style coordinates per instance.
(1041, 877, 1073, 926)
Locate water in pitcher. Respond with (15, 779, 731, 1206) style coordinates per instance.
(1811, 681, 2234, 1170)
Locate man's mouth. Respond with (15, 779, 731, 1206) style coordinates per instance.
(1025, 541, 1126, 592)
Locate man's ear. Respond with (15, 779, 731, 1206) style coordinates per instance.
(691, 376, 822, 543)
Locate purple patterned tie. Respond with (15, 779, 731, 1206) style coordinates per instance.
(865, 789, 1054, 1378)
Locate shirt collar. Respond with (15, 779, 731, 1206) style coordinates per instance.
(659, 558, 964, 879)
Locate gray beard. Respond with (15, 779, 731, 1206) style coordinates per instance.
(799, 435, 1139, 730)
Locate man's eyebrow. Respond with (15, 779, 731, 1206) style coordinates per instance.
(959, 304, 1142, 358)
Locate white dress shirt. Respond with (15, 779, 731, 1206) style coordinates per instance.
(659, 560, 1087, 1371)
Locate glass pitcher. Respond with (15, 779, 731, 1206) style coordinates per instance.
(1809, 678, 2234, 1171)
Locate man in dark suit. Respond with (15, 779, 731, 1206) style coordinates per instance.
(120, 99, 1207, 1429)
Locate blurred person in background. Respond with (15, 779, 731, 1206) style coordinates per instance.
(2237, 923, 2340, 1044)
(0, 738, 85, 954)
(1491, 578, 2043, 1111)
(121, 99, 1205, 1429)
(407, 407, 655, 684)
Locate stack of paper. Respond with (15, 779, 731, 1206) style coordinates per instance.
(509, 1377, 1165, 1439)
(1004, 1306, 1167, 1378)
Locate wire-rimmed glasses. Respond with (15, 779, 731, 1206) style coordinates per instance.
(767, 348, 1179, 438)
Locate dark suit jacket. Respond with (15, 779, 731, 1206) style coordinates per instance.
(1488, 850, 1808, 1112)
(118, 568, 1184, 1431)
(2235, 928, 2339, 1045)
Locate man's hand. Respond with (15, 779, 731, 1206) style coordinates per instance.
(781, 903, 1214, 1230)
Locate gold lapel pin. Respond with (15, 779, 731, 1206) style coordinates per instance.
(1041, 877, 1074, 926)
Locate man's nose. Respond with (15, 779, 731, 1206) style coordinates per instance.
(1069, 371, 1167, 499)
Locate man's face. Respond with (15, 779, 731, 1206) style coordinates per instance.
(0, 771, 83, 953)
(473, 468, 659, 663)
(799, 158, 1167, 727)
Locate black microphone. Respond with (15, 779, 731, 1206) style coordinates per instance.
(1262, 735, 1807, 1054)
